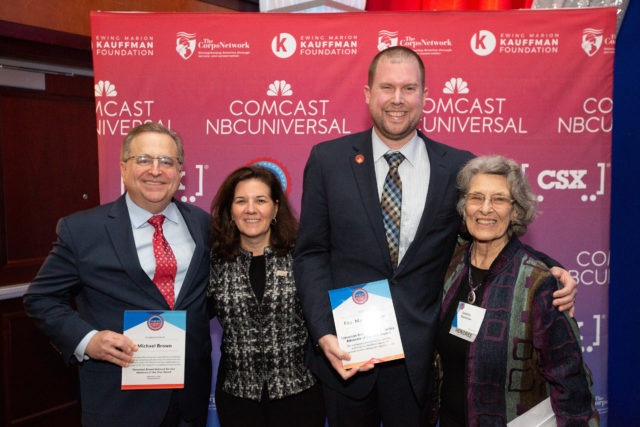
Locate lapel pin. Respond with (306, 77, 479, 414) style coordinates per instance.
(355, 154, 365, 164)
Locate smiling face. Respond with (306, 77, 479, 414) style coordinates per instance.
(120, 131, 182, 214)
(231, 178, 279, 251)
(464, 173, 515, 249)
(364, 54, 428, 149)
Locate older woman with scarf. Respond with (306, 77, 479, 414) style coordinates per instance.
(435, 155, 598, 426)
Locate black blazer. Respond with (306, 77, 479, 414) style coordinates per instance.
(23, 195, 212, 427)
(294, 129, 473, 404)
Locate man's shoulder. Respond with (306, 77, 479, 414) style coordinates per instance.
(63, 199, 121, 224)
(174, 199, 209, 224)
(313, 129, 369, 152)
(418, 131, 475, 161)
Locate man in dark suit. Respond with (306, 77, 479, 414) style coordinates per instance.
(294, 47, 576, 426)
(23, 122, 211, 427)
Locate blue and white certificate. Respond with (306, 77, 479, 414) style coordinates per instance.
(329, 279, 405, 369)
(121, 310, 186, 390)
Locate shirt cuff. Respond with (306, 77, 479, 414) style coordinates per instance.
(74, 330, 98, 362)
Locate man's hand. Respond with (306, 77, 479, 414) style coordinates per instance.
(318, 334, 374, 380)
(550, 266, 577, 317)
(85, 330, 138, 367)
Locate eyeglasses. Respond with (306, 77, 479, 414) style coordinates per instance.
(124, 154, 181, 169)
(465, 192, 514, 208)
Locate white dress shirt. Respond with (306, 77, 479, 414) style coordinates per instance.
(372, 130, 431, 264)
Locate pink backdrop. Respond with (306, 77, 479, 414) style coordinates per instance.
(91, 8, 615, 424)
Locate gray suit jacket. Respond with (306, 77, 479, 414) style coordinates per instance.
(294, 129, 474, 405)
(23, 195, 212, 426)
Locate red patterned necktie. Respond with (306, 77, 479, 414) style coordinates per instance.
(148, 215, 177, 309)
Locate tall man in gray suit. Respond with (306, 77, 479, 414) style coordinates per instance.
(24, 122, 212, 427)
(294, 47, 576, 427)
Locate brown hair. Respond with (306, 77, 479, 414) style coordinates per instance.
(209, 165, 297, 259)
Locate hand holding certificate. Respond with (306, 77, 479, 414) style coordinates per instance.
(121, 311, 186, 390)
(328, 279, 404, 369)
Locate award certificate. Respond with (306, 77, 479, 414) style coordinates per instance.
(329, 279, 404, 369)
(121, 310, 186, 390)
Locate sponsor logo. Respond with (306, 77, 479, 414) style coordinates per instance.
(530, 162, 609, 203)
(205, 80, 351, 136)
(267, 80, 293, 97)
(377, 30, 399, 50)
(175, 31, 250, 59)
(272, 33, 297, 58)
(377, 30, 452, 55)
(581, 28, 603, 56)
(298, 34, 358, 56)
(94, 80, 171, 136)
(352, 288, 369, 305)
(569, 250, 609, 287)
(94, 80, 118, 97)
(93, 34, 154, 56)
(471, 31, 560, 56)
(421, 78, 528, 134)
(147, 314, 164, 331)
(558, 97, 613, 134)
(176, 32, 196, 60)
(470, 30, 496, 56)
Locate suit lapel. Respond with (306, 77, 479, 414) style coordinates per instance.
(173, 200, 206, 308)
(105, 196, 168, 307)
(350, 134, 393, 269)
(397, 132, 452, 271)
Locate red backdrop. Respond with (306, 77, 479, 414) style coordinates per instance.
(90, 8, 616, 425)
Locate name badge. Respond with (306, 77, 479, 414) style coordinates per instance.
(449, 301, 486, 342)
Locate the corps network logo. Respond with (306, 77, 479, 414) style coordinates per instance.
(470, 30, 496, 56)
(176, 32, 196, 60)
(581, 28, 603, 56)
(378, 30, 399, 50)
(272, 33, 297, 58)
(94, 80, 118, 97)
(250, 158, 290, 196)
(377, 30, 452, 55)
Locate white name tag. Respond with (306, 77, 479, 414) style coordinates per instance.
(449, 301, 486, 342)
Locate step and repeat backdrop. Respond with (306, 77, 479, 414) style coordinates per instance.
(91, 8, 615, 425)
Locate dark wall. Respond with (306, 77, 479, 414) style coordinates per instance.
(609, 0, 640, 424)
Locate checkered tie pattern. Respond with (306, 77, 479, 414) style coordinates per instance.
(381, 152, 405, 268)
(148, 215, 177, 309)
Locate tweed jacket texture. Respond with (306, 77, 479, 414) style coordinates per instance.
(208, 247, 316, 401)
(438, 237, 599, 426)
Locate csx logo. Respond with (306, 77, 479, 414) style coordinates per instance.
(538, 169, 587, 190)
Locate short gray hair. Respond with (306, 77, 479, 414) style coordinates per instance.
(456, 155, 537, 237)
